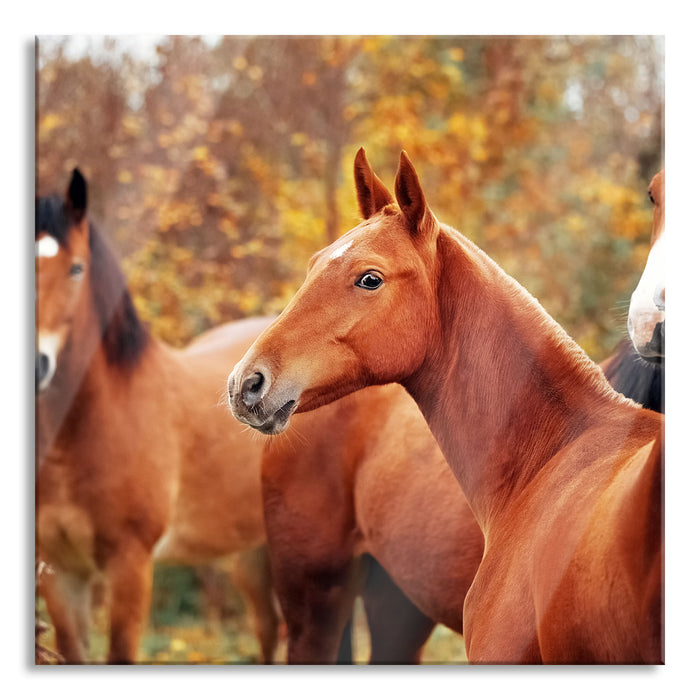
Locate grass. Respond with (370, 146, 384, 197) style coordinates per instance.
(35, 564, 467, 665)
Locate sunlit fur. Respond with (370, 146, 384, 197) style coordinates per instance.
(36, 170, 280, 664)
(231, 149, 663, 664)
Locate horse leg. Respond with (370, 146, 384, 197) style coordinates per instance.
(104, 542, 153, 664)
(279, 557, 362, 665)
(229, 545, 280, 664)
(40, 566, 93, 663)
(363, 556, 436, 664)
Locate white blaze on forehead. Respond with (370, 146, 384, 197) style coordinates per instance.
(329, 239, 354, 260)
(36, 235, 60, 258)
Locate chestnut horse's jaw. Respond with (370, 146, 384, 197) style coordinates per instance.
(227, 363, 301, 435)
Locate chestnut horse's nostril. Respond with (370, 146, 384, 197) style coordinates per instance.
(241, 371, 265, 409)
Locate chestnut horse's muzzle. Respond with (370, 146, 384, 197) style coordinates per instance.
(227, 365, 300, 435)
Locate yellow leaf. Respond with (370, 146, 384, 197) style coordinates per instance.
(40, 113, 62, 133)
(170, 638, 187, 652)
(192, 146, 209, 161)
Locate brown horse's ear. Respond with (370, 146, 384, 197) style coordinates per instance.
(66, 168, 88, 223)
(395, 151, 436, 239)
(354, 147, 394, 219)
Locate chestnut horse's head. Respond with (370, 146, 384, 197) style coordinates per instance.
(35, 169, 91, 393)
(228, 149, 441, 434)
(627, 169, 665, 362)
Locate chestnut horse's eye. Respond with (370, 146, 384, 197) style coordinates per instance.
(70, 262, 85, 277)
(355, 271, 384, 290)
(648, 190, 655, 205)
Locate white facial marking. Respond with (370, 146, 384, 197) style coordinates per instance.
(36, 331, 61, 391)
(628, 229, 665, 351)
(329, 239, 354, 260)
(630, 231, 665, 315)
(36, 235, 60, 258)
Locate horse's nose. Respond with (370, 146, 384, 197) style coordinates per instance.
(241, 371, 266, 410)
(35, 352, 50, 391)
(653, 284, 665, 312)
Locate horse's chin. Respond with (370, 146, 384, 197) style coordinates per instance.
(256, 400, 298, 435)
(632, 321, 664, 365)
(233, 398, 298, 435)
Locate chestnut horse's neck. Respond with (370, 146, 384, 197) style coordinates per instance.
(404, 228, 633, 532)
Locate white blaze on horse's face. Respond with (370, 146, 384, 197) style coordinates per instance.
(628, 231, 664, 356)
(36, 235, 60, 258)
(329, 239, 354, 260)
(36, 331, 61, 393)
(627, 170, 665, 361)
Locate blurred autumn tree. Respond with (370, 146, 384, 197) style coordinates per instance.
(36, 35, 663, 359)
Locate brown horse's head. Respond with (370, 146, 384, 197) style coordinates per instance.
(35, 169, 91, 393)
(228, 149, 441, 434)
(627, 169, 665, 362)
(35, 169, 147, 394)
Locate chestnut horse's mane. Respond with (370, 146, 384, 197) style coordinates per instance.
(35, 194, 149, 366)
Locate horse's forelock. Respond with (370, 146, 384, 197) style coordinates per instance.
(35, 195, 70, 245)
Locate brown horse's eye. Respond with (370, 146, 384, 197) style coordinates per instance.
(648, 190, 655, 205)
(70, 262, 85, 277)
(355, 271, 383, 290)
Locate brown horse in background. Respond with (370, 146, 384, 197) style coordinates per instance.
(229, 149, 663, 664)
(36, 169, 279, 663)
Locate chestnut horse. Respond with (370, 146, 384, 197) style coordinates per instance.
(262, 331, 664, 664)
(229, 149, 663, 664)
(627, 169, 664, 362)
(36, 169, 279, 663)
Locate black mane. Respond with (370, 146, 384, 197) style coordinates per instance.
(35, 194, 149, 366)
(603, 339, 664, 414)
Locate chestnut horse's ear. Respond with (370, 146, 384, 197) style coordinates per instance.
(66, 168, 88, 223)
(354, 147, 394, 219)
(395, 151, 436, 239)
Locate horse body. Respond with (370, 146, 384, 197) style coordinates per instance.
(261, 382, 481, 662)
(260, 335, 660, 664)
(36, 170, 278, 663)
(461, 410, 661, 663)
(230, 149, 663, 664)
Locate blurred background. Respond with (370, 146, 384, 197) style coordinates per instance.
(35, 35, 664, 663)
